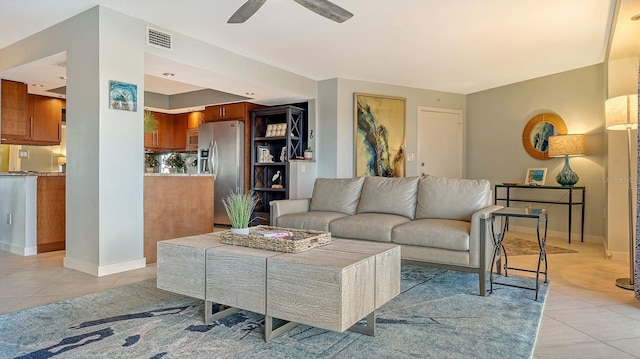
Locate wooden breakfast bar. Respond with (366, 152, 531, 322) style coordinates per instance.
(144, 173, 214, 263)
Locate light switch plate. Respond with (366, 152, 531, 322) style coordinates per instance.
(18, 150, 29, 158)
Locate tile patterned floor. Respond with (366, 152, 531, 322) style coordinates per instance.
(0, 232, 639, 358)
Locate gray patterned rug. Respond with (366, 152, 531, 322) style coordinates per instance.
(0, 264, 547, 358)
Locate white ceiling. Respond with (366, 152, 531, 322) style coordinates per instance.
(0, 0, 636, 108)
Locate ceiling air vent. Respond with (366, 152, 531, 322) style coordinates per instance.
(146, 27, 173, 51)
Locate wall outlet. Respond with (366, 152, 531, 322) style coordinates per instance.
(6, 213, 11, 225)
(407, 154, 416, 161)
(18, 150, 29, 159)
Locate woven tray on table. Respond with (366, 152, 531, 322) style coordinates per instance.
(220, 225, 332, 253)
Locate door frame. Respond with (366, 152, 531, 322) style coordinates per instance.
(416, 106, 464, 178)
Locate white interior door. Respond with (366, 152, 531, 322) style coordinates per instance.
(417, 107, 463, 178)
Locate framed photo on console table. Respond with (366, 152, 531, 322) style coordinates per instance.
(354, 93, 406, 178)
(524, 168, 547, 185)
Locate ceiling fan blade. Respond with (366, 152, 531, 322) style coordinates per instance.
(228, 0, 267, 23)
(293, 0, 353, 23)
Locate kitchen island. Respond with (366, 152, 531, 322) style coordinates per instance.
(144, 173, 214, 263)
(0, 172, 65, 255)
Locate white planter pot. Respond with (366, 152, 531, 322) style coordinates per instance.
(304, 151, 313, 160)
(230, 227, 250, 235)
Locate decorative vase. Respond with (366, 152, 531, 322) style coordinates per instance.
(230, 227, 250, 235)
(556, 155, 578, 186)
(304, 151, 313, 160)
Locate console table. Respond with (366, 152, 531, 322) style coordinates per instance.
(494, 184, 585, 243)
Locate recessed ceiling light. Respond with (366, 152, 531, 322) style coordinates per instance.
(632, 14, 640, 21)
(32, 84, 44, 87)
(59, 76, 67, 80)
(163, 72, 175, 77)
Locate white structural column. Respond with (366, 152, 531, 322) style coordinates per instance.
(63, 7, 146, 275)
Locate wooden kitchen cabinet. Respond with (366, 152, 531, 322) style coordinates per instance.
(37, 176, 65, 253)
(30, 95, 62, 144)
(1, 79, 30, 140)
(1, 80, 62, 145)
(145, 112, 174, 150)
(187, 111, 204, 128)
(173, 113, 188, 150)
(205, 102, 246, 121)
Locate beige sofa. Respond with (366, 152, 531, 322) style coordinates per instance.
(270, 175, 503, 296)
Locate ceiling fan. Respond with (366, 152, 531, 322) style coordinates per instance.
(228, 0, 353, 24)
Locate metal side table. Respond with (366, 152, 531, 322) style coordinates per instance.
(489, 207, 549, 301)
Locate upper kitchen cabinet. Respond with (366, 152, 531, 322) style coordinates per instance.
(205, 103, 246, 121)
(172, 113, 188, 151)
(1, 80, 63, 145)
(30, 95, 62, 144)
(1, 79, 30, 140)
(145, 112, 173, 151)
(144, 111, 190, 151)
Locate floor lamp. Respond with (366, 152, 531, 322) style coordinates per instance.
(605, 94, 639, 290)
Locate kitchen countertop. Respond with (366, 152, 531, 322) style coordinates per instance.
(0, 172, 66, 177)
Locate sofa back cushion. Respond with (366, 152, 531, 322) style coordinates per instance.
(415, 176, 490, 221)
(356, 176, 420, 219)
(309, 177, 365, 215)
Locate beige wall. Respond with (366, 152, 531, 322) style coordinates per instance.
(316, 78, 466, 178)
(467, 64, 606, 242)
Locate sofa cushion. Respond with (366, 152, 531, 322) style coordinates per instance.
(415, 176, 490, 221)
(356, 176, 420, 219)
(309, 177, 365, 215)
(276, 211, 347, 232)
(392, 219, 471, 251)
(330, 213, 410, 242)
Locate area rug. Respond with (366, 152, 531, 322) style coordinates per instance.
(503, 237, 578, 256)
(0, 264, 547, 359)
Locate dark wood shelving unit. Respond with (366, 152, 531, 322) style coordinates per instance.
(250, 105, 306, 224)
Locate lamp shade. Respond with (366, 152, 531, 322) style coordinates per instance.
(605, 94, 638, 131)
(548, 134, 585, 157)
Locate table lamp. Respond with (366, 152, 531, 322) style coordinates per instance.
(605, 94, 638, 290)
(548, 134, 585, 187)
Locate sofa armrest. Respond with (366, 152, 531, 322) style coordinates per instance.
(469, 205, 504, 269)
(472, 204, 504, 220)
(269, 199, 311, 226)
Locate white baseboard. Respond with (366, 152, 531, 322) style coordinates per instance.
(64, 256, 146, 277)
(605, 250, 630, 262)
(0, 241, 37, 256)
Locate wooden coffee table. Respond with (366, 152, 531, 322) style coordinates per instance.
(157, 232, 400, 341)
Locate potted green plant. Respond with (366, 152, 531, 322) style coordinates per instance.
(222, 190, 259, 235)
(144, 110, 159, 134)
(304, 146, 313, 160)
(164, 153, 185, 173)
(144, 153, 159, 173)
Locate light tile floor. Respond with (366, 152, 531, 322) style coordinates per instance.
(0, 232, 639, 358)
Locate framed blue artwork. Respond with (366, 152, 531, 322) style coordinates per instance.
(522, 113, 567, 160)
(109, 81, 137, 111)
(354, 93, 406, 177)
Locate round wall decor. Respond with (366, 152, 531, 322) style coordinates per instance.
(522, 113, 567, 160)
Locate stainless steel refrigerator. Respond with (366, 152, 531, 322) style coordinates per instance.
(197, 120, 245, 226)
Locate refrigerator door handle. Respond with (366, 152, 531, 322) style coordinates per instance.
(211, 140, 219, 179)
(207, 139, 214, 175)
